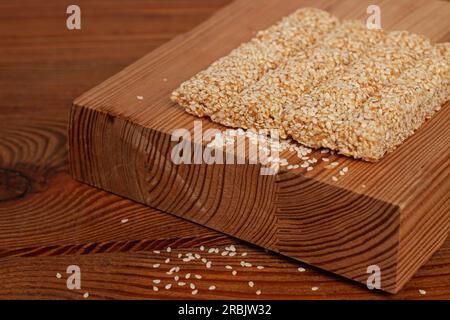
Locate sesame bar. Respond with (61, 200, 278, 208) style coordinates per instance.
(353, 44, 449, 160)
(171, 8, 339, 117)
(285, 31, 437, 161)
(213, 21, 387, 138)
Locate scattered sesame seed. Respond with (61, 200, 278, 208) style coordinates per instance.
(232, 270, 238, 276)
(153, 279, 161, 284)
(206, 261, 212, 268)
(185, 273, 191, 279)
(225, 265, 233, 270)
(248, 281, 255, 288)
(121, 218, 129, 224)
(153, 250, 160, 254)
(166, 247, 172, 253)
(153, 286, 159, 292)
(297, 267, 306, 272)
(178, 282, 186, 286)
(419, 289, 426, 295)
(174, 275, 179, 281)
(311, 287, 319, 291)
(165, 258, 170, 264)
(209, 285, 216, 290)
(332, 176, 338, 182)
(165, 284, 172, 290)
(83, 292, 89, 299)
(192, 289, 198, 295)
(256, 290, 262, 295)
(136, 96, 144, 100)
(241, 252, 248, 257)
(200, 246, 205, 251)
(257, 266, 264, 270)
(229, 245, 236, 252)
(190, 283, 196, 290)
(195, 274, 202, 279)
(56, 273, 61, 279)
(153, 264, 160, 268)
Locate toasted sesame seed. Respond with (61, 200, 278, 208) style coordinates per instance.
(165, 258, 170, 264)
(248, 281, 255, 288)
(195, 274, 202, 279)
(190, 283, 196, 290)
(297, 267, 306, 272)
(311, 286, 319, 291)
(206, 261, 212, 268)
(200, 246, 205, 251)
(136, 96, 144, 100)
(192, 289, 198, 295)
(153, 286, 159, 292)
(153, 264, 160, 268)
(257, 266, 264, 269)
(209, 285, 216, 290)
(185, 273, 191, 279)
(332, 176, 338, 182)
(166, 247, 172, 253)
(153, 250, 160, 254)
(165, 284, 172, 290)
(56, 273, 61, 279)
(121, 218, 128, 224)
(232, 270, 238, 276)
(83, 292, 89, 298)
(178, 282, 186, 286)
(256, 290, 262, 295)
(153, 279, 161, 284)
(419, 289, 426, 295)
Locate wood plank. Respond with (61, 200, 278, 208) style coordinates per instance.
(1, 236, 450, 300)
(70, 0, 450, 293)
(1, 0, 449, 299)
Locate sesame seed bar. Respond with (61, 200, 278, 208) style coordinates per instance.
(285, 31, 438, 161)
(171, 8, 339, 117)
(171, 8, 449, 162)
(214, 21, 387, 138)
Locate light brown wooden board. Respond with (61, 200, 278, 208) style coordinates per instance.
(69, 0, 450, 293)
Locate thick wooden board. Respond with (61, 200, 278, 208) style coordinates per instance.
(69, 0, 450, 293)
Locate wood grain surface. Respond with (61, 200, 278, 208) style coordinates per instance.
(70, 0, 450, 293)
(1, 0, 449, 299)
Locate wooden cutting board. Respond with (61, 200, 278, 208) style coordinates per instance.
(69, 0, 450, 293)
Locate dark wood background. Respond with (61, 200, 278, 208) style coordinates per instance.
(0, 0, 448, 299)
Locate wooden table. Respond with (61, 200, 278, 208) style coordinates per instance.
(0, 0, 448, 300)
